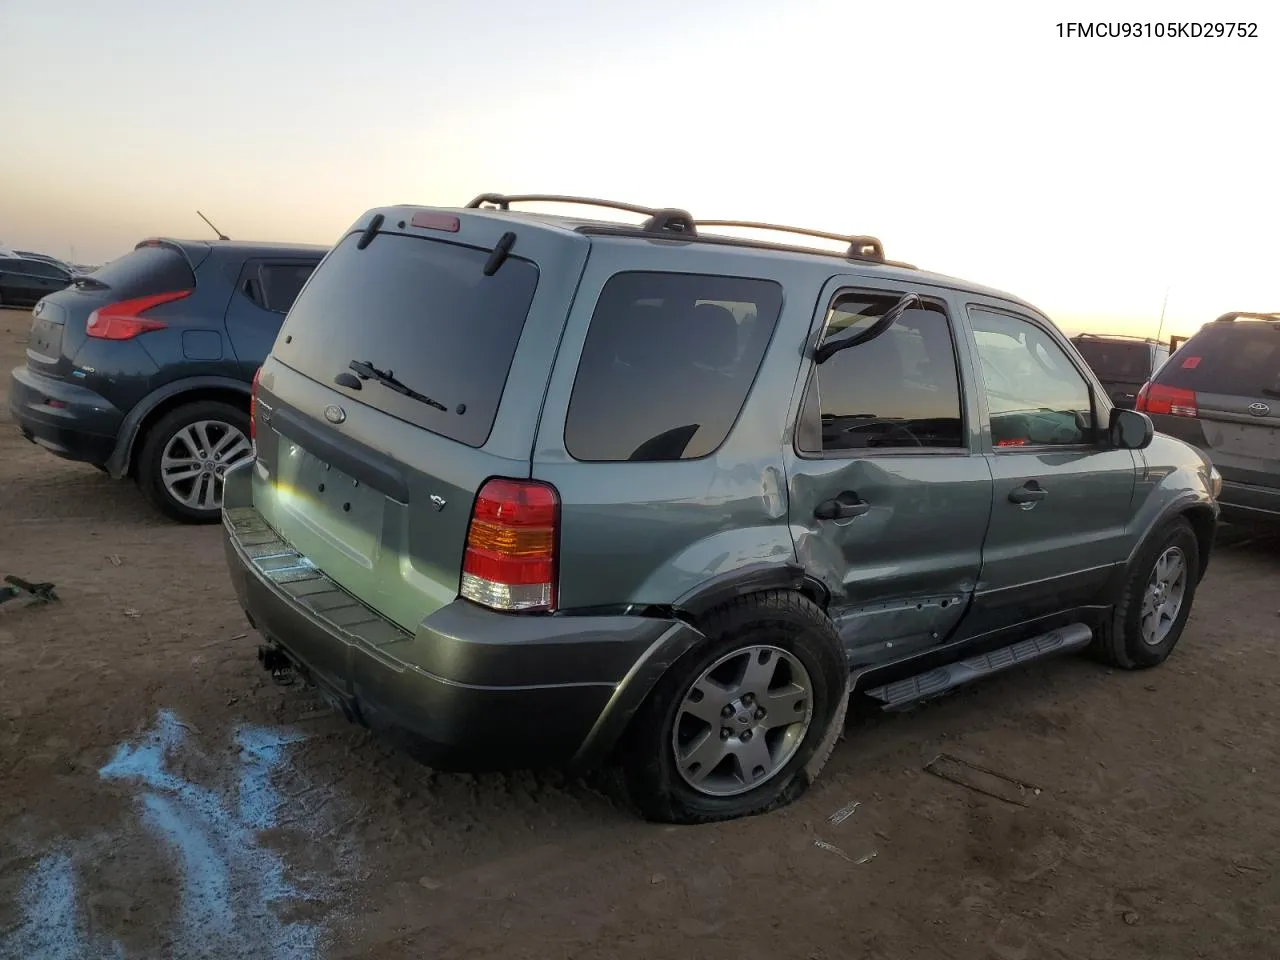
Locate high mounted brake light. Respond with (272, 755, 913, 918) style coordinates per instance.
(85, 290, 190, 340)
(460, 479, 560, 613)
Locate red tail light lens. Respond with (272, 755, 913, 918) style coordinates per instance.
(461, 479, 559, 613)
(250, 367, 261, 446)
(85, 290, 191, 340)
(1136, 382, 1198, 418)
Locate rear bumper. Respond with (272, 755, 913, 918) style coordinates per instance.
(8, 364, 123, 466)
(1218, 480, 1280, 527)
(222, 500, 697, 771)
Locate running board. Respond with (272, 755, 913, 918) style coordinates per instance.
(862, 623, 1093, 711)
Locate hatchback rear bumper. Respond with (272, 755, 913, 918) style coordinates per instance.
(222, 499, 697, 771)
(8, 364, 122, 466)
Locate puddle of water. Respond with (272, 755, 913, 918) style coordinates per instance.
(2, 709, 348, 960)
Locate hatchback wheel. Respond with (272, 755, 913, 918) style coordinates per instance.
(621, 591, 849, 824)
(136, 400, 253, 523)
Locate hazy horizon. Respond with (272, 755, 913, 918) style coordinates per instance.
(2, 0, 1275, 340)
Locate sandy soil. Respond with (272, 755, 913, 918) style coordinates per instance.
(2, 304, 1279, 960)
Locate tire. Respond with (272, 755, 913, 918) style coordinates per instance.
(621, 590, 849, 824)
(136, 400, 252, 524)
(1092, 517, 1200, 670)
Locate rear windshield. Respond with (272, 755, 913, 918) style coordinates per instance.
(1156, 322, 1280, 397)
(1071, 338, 1152, 379)
(564, 272, 783, 462)
(87, 245, 196, 296)
(273, 232, 539, 448)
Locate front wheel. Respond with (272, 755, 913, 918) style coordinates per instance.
(136, 400, 253, 524)
(621, 591, 849, 824)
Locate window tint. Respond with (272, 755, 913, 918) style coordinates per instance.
(87, 245, 196, 296)
(969, 307, 1094, 447)
(275, 232, 539, 449)
(564, 272, 782, 462)
(1071, 337, 1152, 379)
(1155, 322, 1280, 398)
(260, 262, 316, 313)
(798, 292, 964, 454)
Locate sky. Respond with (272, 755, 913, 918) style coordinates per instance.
(0, 0, 1275, 340)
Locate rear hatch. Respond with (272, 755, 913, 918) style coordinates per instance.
(251, 210, 589, 630)
(26, 242, 199, 380)
(1070, 337, 1153, 407)
(1141, 320, 1280, 487)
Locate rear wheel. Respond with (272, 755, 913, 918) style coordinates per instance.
(621, 591, 849, 824)
(136, 400, 252, 524)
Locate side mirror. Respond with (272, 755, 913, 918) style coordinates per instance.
(1109, 407, 1154, 450)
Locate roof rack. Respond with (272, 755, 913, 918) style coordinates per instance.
(1214, 311, 1280, 323)
(463, 193, 888, 264)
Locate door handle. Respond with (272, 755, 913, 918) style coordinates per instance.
(814, 493, 870, 521)
(1008, 481, 1047, 505)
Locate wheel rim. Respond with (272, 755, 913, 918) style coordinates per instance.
(1140, 545, 1188, 646)
(160, 419, 252, 512)
(671, 644, 814, 798)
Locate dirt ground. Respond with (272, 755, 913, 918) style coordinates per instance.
(2, 304, 1279, 960)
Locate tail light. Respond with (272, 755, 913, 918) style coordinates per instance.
(85, 290, 191, 340)
(461, 479, 559, 613)
(249, 367, 261, 447)
(1136, 382, 1198, 418)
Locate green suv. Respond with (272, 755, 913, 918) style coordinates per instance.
(222, 194, 1221, 824)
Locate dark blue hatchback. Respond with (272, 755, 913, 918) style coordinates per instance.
(8, 237, 326, 522)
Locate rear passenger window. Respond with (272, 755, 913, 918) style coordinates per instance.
(564, 272, 783, 462)
(797, 291, 965, 454)
(260, 263, 316, 313)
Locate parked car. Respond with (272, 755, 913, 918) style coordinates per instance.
(14, 251, 76, 275)
(8, 237, 326, 522)
(1137, 311, 1280, 528)
(223, 194, 1220, 824)
(0, 256, 73, 308)
(1070, 333, 1170, 409)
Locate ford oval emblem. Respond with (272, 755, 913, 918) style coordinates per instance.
(323, 404, 346, 424)
(1249, 401, 1270, 417)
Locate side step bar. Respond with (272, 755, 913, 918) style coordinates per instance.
(862, 623, 1093, 711)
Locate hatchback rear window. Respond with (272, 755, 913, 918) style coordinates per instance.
(86, 244, 196, 296)
(1071, 338, 1152, 379)
(1156, 322, 1280, 397)
(273, 232, 539, 448)
(565, 272, 783, 462)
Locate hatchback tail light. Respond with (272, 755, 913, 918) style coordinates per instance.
(1136, 382, 1198, 418)
(85, 290, 191, 340)
(250, 367, 261, 447)
(461, 479, 559, 613)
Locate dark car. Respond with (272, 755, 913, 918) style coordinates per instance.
(1070, 333, 1170, 409)
(8, 237, 326, 522)
(0, 257, 73, 308)
(1138, 311, 1280, 527)
(222, 192, 1220, 824)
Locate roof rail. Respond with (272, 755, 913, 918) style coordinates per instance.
(1214, 311, 1280, 323)
(694, 220, 884, 262)
(463, 193, 889, 264)
(465, 193, 696, 236)
(1071, 332, 1161, 343)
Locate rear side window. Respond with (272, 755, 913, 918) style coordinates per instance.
(260, 262, 315, 312)
(564, 272, 783, 462)
(274, 232, 539, 448)
(1156, 322, 1280, 397)
(798, 292, 965, 453)
(1071, 338, 1152, 379)
(87, 245, 196, 296)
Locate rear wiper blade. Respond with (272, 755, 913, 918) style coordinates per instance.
(72, 275, 110, 291)
(348, 360, 447, 412)
(1260, 388, 1280, 399)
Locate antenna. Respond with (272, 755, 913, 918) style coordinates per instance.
(196, 210, 230, 241)
(1153, 286, 1170, 344)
